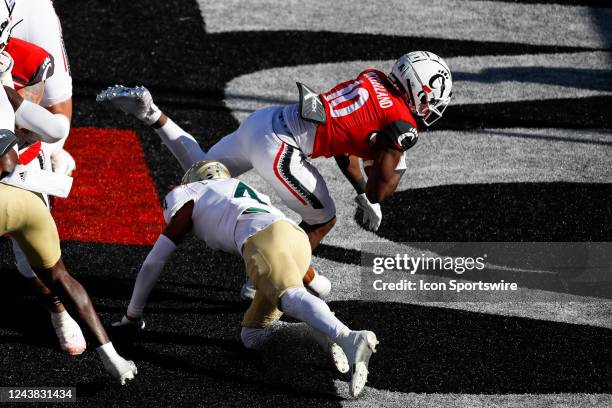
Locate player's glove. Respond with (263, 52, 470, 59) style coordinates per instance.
(0, 51, 14, 88)
(355, 193, 382, 231)
(96, 342, 138, 385)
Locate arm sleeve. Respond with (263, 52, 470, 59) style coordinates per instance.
(375, 120, 419, 152)
(126, 234, 177, 318)
(14, 100, 70, 142)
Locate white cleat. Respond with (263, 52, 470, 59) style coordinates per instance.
(112, 315, 146, 331)
(51, 148, 76, 176)
(329, 342, 350, 374)
(336, 330, 379, 398)
(239, 279, 256, 301)
(50, 311, 86, 356)
(96, 85, 161, 125)
(310, 328, 349, 373)
(306, 271, 331, 298)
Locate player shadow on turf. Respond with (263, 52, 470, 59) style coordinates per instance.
(372, 182, 611, 242)
(0, 269, 346, 402)
(331, 300, 612, 394)
(105, 327, 346, 402)
(339, 181, 612, 299)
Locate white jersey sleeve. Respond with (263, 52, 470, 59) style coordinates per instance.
(162, 185, 196, 223)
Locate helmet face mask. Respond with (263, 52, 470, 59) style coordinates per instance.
(391, 51, 453, 126)
(181, 160, 231, 184)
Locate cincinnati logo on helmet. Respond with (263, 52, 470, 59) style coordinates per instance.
(427, 69, 450, 99)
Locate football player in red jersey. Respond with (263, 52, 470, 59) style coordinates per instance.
(98, 51, 453, 248)
(10, 0, 75, 175)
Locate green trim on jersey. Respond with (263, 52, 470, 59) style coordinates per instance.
(242, 207, 270, 214)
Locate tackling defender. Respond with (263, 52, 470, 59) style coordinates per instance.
(97, 51, 453, 248)
(0, 88, 137, 385)
(115, 160, 378, 398)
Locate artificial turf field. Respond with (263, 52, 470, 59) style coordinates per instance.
(0, 0, 611, 406)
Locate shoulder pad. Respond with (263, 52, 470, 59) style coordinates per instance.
(297, 82, 326, 124)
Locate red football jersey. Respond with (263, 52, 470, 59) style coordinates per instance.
(5, 37, 54, 91)
(311, 69, 418, 159)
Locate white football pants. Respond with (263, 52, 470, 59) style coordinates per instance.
(156, 106, 336, 225)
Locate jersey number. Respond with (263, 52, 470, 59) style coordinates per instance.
(324, 79, 369, 118)
(234, 182, 266, 205)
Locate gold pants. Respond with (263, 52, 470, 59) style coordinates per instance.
(0, 184, 61, 269)
(241, 220, 311, 328)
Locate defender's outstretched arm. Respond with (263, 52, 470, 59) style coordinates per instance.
(122, 201, 194, 323)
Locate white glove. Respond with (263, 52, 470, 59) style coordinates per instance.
(96, 342, 138, 385)
(355, 193, 382, 231)
(103, 357, 138, 385)
(0, 50, 14, 88)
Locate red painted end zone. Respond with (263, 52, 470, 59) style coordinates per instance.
(52, 128, 164, 245)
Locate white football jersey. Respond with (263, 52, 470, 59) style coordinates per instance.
(163, 178, 290, 255)
(11, 0, 73, 106)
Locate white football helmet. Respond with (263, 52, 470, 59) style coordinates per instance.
(181, 160, 231, 184)
(0, 1, 14, 52)
(390, 51, 452, 126)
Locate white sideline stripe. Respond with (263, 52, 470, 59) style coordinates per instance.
(334, 386, 612, 408)
(224, 53, 612, 121)
(197, 0, 610, 48)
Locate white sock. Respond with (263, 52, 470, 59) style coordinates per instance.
(280, 287, 350, 342)
(154, 118, 206, 171)
(143, 102, 162, 126)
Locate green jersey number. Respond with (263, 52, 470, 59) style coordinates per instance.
(234, 182, 267, 205)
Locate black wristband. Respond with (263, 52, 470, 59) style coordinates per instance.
(351, 177, 366, 195)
